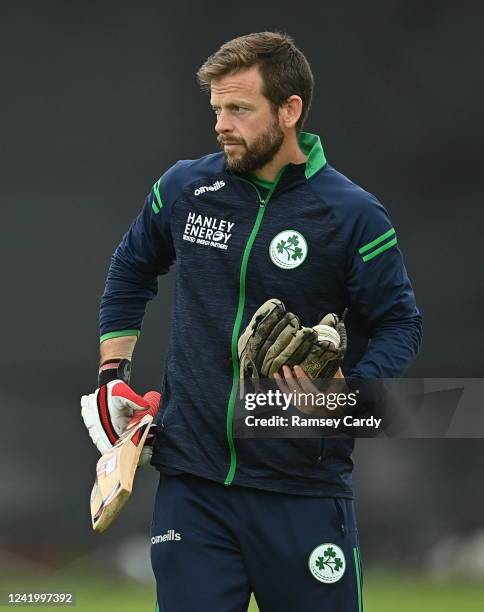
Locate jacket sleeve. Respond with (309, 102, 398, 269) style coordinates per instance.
(343, 193, 422, 379)
(99, 170, 177, 342)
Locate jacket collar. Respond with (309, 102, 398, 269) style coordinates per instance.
(298, 131, 327, 179)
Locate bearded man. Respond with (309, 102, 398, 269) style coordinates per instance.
(82, 32, 422, 611)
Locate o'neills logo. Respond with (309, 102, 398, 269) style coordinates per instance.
(194, 180, 225, 196)
(151, 530, 181, 544)
(183, 212, 234, 251)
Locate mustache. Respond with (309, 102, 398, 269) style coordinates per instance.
(217, 135, 245, 146)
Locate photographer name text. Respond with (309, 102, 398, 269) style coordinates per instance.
(244, 390, 382, 430)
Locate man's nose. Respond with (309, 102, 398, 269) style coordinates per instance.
(215, 110, 233, 134)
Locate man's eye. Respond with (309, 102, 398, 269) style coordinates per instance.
(212, 106, 247, 116)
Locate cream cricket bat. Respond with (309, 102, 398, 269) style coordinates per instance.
(90, 391, 161, 533)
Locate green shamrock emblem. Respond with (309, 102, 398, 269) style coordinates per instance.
(315, 546, 344, 574)
(276, 235, 303, 261)
(315, 557, 326, 570)
(276, 240, 286, 254)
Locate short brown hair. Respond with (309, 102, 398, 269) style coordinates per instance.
(197, 32, 314, 132)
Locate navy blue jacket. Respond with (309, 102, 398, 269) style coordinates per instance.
(100, 132, 422, 497)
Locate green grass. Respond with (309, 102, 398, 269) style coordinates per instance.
(2, 569, 484, 611)
(363, 571, 484, 612)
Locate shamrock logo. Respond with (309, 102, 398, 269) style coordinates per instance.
(275, 235, 303, 261)
(315, 546, 344, 574)
(270, 230, 307, 270)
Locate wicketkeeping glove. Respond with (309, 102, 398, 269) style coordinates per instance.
(238, 298, 347, 384)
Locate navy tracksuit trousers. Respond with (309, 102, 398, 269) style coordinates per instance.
(151, 474, 363, 611)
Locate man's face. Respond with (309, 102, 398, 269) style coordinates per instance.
(210, 66, 284, 174)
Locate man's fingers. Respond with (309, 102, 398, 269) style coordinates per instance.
(273, 371, 291, 396)
(292, 365, 321, 395)
(281, 365, 296, 388)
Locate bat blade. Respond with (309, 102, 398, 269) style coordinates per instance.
(90, 391, 160, 533)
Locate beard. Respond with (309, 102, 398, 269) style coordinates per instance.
(218, 115, 284, 174)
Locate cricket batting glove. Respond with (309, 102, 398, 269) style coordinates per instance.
(81, 359, 158, 466)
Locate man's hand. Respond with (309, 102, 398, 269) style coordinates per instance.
(274, 365, 348, 416)
(81, 381, 156, 466)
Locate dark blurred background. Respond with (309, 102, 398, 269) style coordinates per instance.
(1, 0, 484, 606)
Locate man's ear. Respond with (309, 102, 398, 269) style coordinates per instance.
(280, 95, 303, 129)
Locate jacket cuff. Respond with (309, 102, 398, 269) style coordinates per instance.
(99, 329, 140, 344)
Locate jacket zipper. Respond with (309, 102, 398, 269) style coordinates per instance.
(224, 170, 285, 485)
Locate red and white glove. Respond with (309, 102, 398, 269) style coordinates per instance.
(81, 360, 159, 466)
